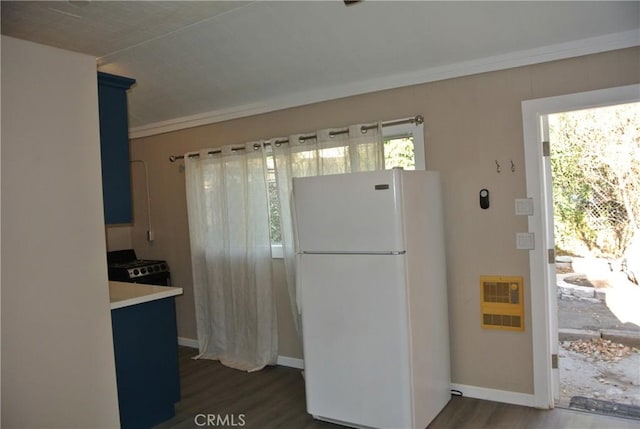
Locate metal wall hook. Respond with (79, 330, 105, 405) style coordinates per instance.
(511, 160, 516, 172)
(495, 160, 502, 173)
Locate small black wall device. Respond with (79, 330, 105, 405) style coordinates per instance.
(480, 189, 490, 209)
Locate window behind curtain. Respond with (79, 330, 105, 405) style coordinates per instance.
(266, 122, 425, 254)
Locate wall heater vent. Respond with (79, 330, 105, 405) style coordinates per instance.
(480, 276, 524, 331)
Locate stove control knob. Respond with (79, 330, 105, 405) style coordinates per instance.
(133, 269, 139, 276)
(160, 263, 167, 271)
(141, 268, 147, 275)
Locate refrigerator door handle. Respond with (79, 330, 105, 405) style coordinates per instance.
(295, 253, 303, 315)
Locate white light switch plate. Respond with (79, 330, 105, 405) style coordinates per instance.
(515, 198, 534, 216)
(516, 232, 535, 250)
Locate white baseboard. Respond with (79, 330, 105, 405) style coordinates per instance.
(277, 356, 304, 369)
(177, 337, 304, 370)
(176, 340, 532, 406)
(178, 337, 199, 348)
(450, 383, 535, 407)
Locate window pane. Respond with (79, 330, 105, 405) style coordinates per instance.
(266, 155, 281, 244)
(268, 133, 418, 247)
(384, 137, 415, 170)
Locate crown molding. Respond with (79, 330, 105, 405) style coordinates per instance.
(129, 29, 640, 140)
(98, 71, 136, 90)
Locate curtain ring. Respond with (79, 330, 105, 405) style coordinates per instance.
(495, 160, 502, 173)
(360, 126, 368, 134)
(298, 136, 305, 144)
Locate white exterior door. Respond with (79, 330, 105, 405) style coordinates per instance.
(523, 84, 640, 409)
(541, 115, 560, 403)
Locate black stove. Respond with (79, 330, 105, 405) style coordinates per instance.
(107, 249, 171, 286)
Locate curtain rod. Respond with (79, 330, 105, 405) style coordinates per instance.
(168, 115, 423, 162)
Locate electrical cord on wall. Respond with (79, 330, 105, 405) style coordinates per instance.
(130, 159, 154, 242)
(450, 389, 463, 397)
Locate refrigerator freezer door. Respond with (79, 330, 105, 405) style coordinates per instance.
(293, 170, 405, 253)
(299, 253, 412, 428)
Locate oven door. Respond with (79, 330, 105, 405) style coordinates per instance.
(133, 272, 171, 286)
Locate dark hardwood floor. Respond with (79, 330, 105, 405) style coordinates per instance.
(156, 346, 639, 429)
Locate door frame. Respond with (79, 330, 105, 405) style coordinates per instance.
(521, 84, 640, 409)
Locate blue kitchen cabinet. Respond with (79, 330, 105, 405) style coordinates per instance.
(111, 297, 181, 429)
(98, 72, 136, 224)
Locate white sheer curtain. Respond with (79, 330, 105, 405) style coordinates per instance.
(272, 124, 384, 334)
(185, 143, 277, 372)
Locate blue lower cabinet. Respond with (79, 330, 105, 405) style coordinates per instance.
(111, 298, 180, 429)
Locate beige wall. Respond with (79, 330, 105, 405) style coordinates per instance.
(1, 36, 121, 427)
(106, 225, 133, 251)
(129, 47, 640, 394)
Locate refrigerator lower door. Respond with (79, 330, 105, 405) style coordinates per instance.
(299, 253, 413, 429)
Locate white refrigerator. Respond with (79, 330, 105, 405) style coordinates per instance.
(293, 169, 451, 429)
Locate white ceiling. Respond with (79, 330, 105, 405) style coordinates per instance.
(2, 1, 639, 136)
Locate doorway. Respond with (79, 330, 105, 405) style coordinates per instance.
(521, 84, 639, 411)
(546, 103, 640, 417)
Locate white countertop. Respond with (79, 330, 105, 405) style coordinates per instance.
(109, 281, 183, 310)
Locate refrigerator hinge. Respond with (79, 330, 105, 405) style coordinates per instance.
(542, 141, 550, 157)
(551, 354, 558, 369)
(548, 248, 555, 264)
